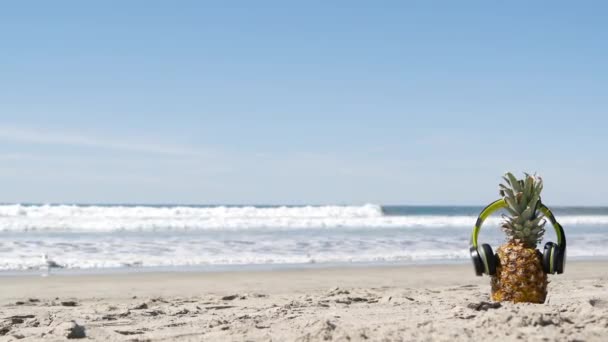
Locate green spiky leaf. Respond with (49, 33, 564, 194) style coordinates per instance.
(498, 172, 546, 247)
(506, 173, 522, 192)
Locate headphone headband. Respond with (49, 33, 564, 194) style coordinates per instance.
(470, 199, 566, 249)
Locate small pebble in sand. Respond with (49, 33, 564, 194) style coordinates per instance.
(467, 301, 501, 311)
(221, 294, 239, 301)
(131, 303, 149, 310)
(49, 321, 86, 339)
(61, 301, 78, 307)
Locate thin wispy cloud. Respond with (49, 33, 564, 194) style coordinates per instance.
(0, 125, 210, 158)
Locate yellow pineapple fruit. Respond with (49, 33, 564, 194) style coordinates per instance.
(491, 172, 547, 303)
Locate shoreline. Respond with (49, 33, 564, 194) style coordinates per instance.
(2, 260, 607, 299)
(1, 261, 607, 341)
(2, 256, 608, 278)
(0, 258, 472, 278)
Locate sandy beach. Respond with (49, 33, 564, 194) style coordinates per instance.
(0, 262, 606, 341)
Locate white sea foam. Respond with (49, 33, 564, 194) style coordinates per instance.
(1, 204, 607, 232)
(0, 243, 608, 271)
(1, 204, 607, 271)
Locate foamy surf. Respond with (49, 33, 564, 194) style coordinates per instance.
(1, 204, 607, 232)
(0, 204, 607, 271)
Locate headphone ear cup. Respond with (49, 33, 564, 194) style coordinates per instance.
(479, 244, 497, 276)
(470, 246, 484, 276)
(543, 242, 558, 274)
(556, 246, 565, 274)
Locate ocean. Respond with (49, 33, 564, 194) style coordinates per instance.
(1, 204, 607, 273)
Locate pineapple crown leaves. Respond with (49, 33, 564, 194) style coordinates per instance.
(498, 172, 546, 247)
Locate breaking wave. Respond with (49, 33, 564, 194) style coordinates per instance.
(1, 204, 608, 232)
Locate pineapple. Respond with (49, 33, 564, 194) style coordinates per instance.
(491, 172, 548, 303)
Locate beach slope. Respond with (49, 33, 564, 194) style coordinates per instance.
(1, 262, 607, 341)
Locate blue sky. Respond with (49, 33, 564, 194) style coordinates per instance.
(1, 1, 607, 205)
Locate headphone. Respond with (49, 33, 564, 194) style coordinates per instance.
(470, 199, 567, 276)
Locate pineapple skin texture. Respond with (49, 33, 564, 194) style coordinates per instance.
(491, 241, 547, 303)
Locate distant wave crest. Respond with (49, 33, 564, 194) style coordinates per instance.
(1, 204, 607, 232)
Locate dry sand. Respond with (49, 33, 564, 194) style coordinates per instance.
(1, 261, 607, 341)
